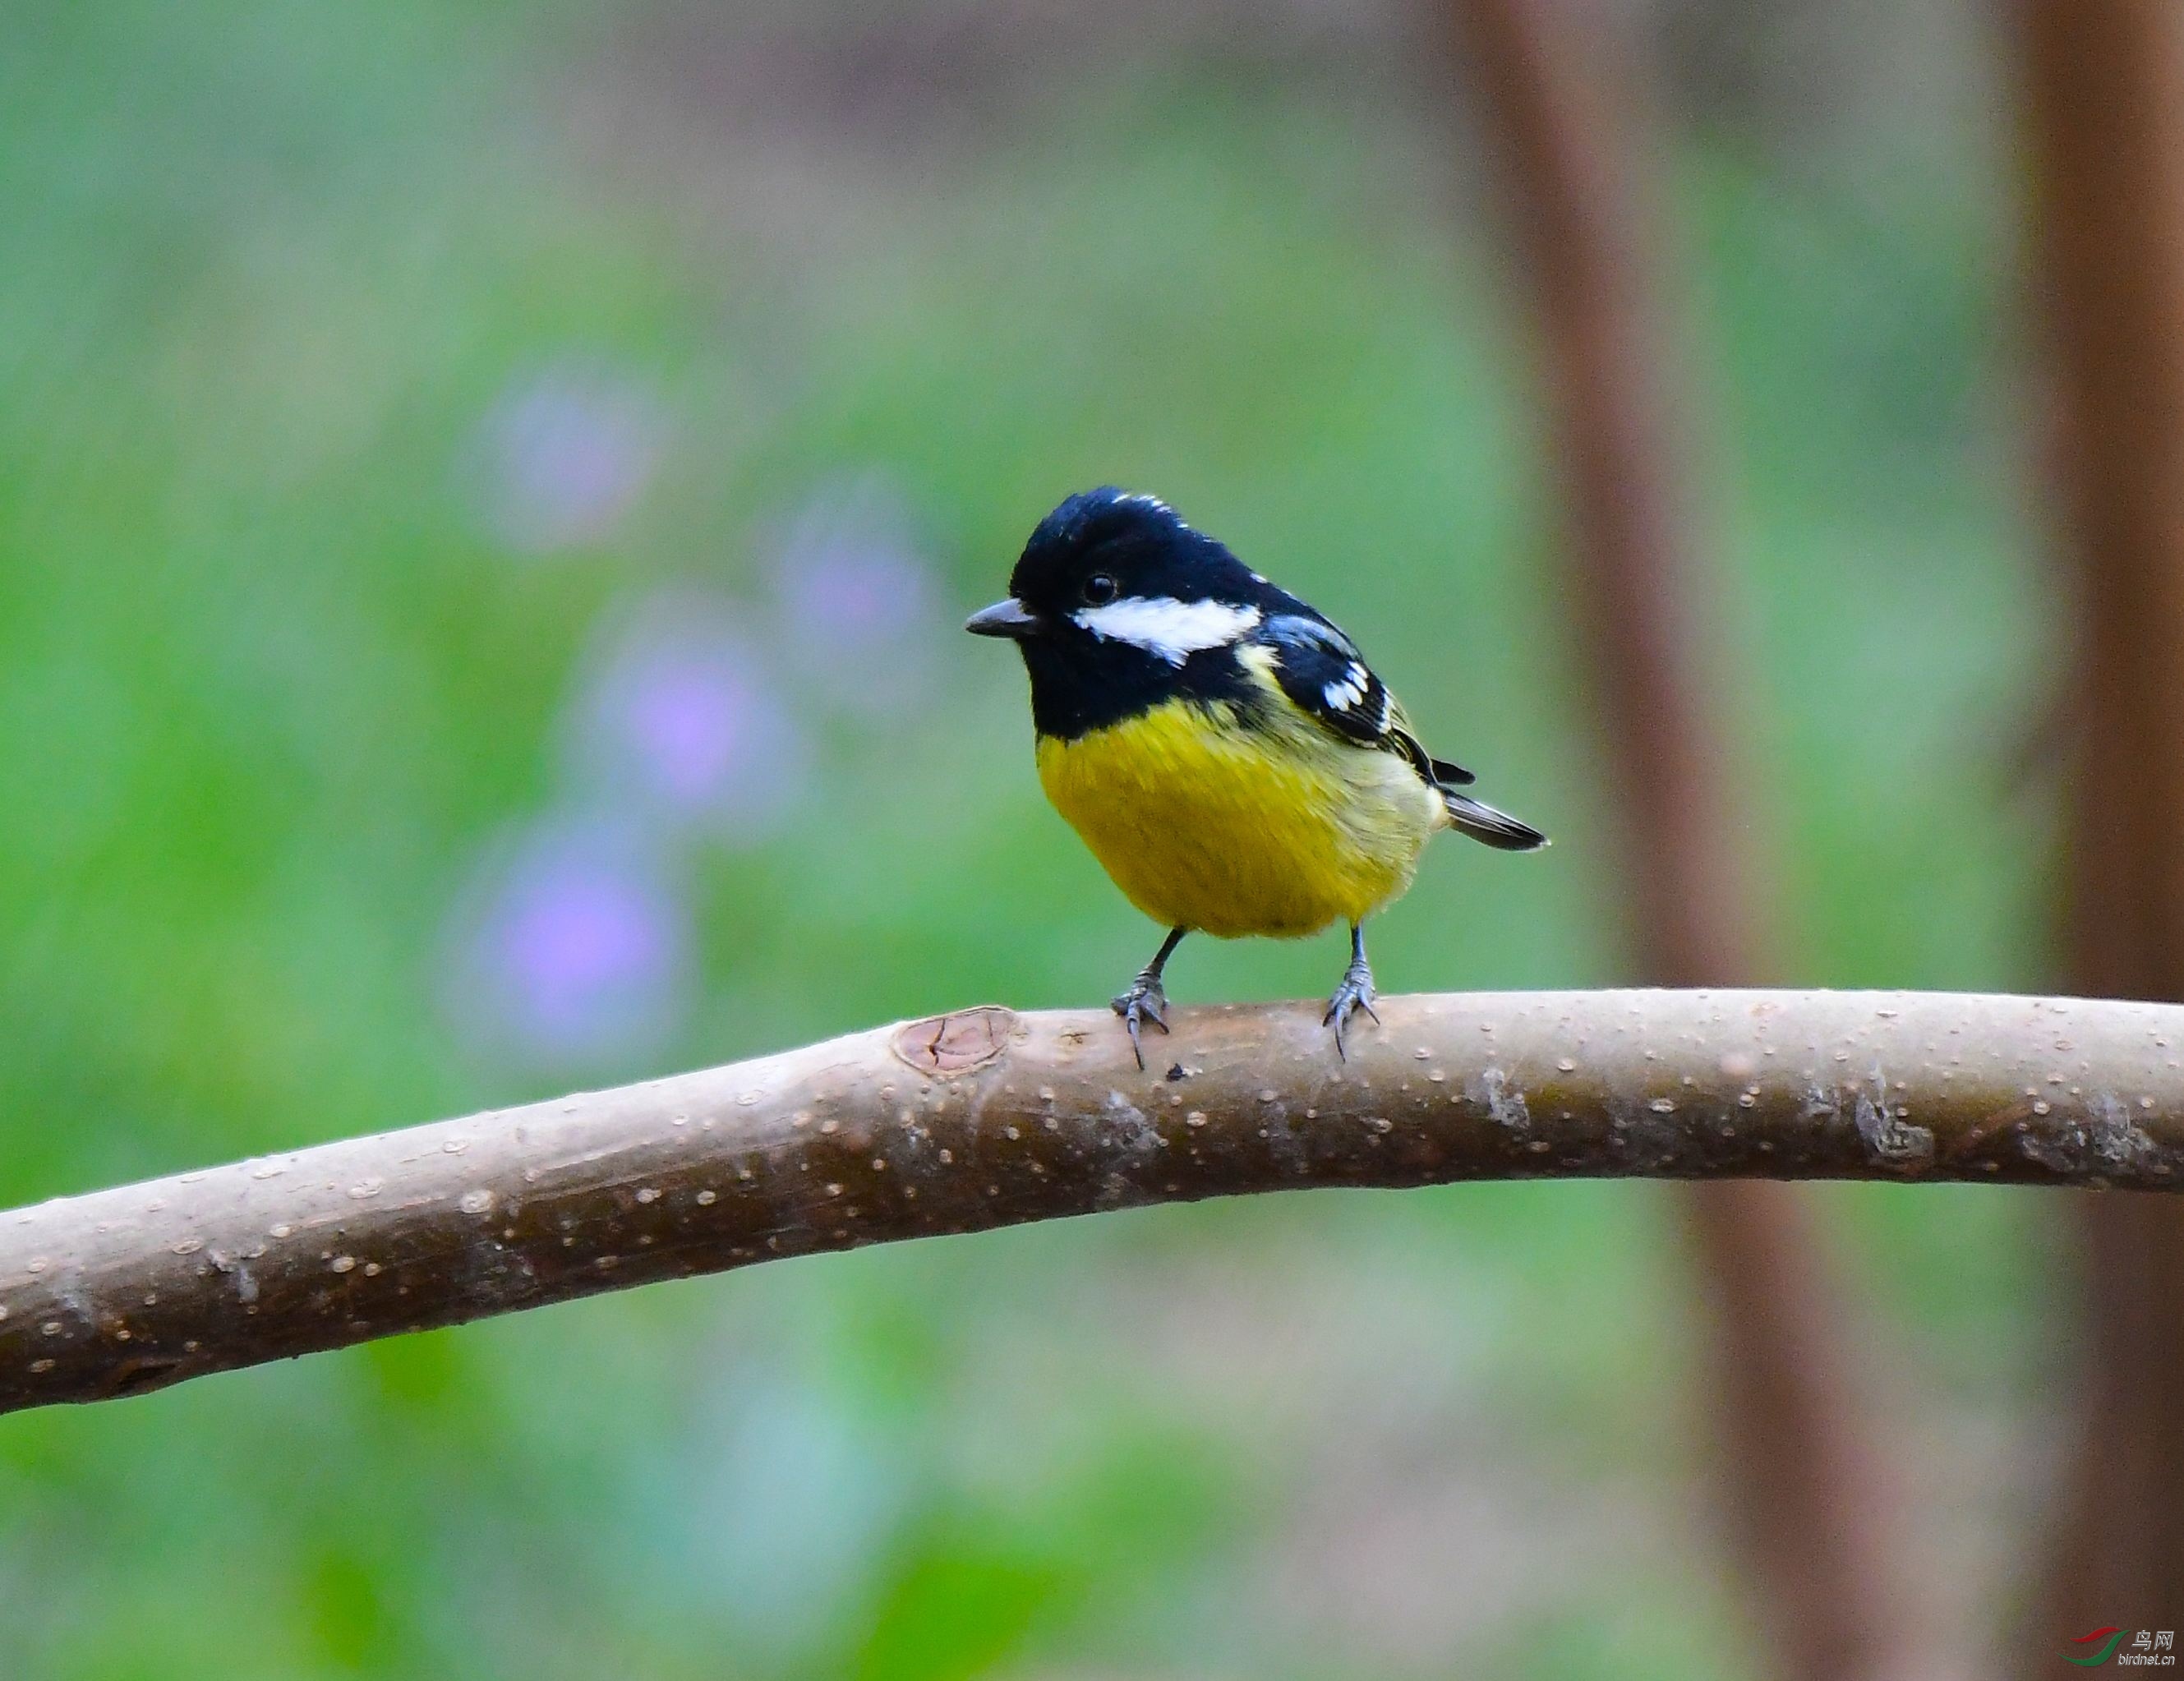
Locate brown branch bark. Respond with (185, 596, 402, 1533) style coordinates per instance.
(3, 988, 2182, 1417)
(1448, 5, 1936, 1677)
(1449, 6, 1947, 1668)
(2017, 0, 2184, 1634)
(1451, 0, 1762, 978)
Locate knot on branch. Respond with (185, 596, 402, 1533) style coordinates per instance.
(891, 1006, 1016, 1075)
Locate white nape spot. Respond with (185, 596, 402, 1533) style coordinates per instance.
(1113, 490, 1192, 532)
(1075, 596, 1260, 665)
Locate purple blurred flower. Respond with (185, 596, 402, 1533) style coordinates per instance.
(772, 477, 940, 712)
(446, 817, 691, 1068)
(471, 363, 662, 554)
(564, 590, 808, 837)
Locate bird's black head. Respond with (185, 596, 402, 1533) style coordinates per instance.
(1001, 488, 1262, 618)
(966, 488, 1279, 738)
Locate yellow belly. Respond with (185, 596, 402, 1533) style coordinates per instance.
(1035, 700, 1445, 938)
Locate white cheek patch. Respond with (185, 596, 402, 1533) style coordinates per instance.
(1073, 596, 1262, 666)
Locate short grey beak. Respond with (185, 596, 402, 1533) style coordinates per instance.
(965, 597, 1043, 639)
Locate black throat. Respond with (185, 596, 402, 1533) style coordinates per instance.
(1018, 635, 1258, 739)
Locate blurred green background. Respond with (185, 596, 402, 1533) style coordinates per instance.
(0, 2, 2057, 1675)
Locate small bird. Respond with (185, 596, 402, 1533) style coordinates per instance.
(968, 488, 1546, 1064)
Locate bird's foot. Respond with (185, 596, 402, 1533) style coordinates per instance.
(1111, 970, 1171, 1070)
(1323, 961, 1380, 1060)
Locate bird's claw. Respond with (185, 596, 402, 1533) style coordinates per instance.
(1323, 964, 1380, 1060)
(1111, 972, 1171, 1070)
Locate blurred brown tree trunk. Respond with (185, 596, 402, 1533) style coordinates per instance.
(2018, 0, 2184, 1635)
(1449, 3, 1933, 1677)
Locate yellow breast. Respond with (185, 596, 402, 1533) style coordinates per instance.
(1035, 698, 1444, 939)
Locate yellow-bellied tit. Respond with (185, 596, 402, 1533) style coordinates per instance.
(968, 487, 1546, 1063)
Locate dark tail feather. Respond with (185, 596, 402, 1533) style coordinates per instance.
(1441, 790, 1548, 851)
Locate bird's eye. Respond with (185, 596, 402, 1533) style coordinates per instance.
(1083, 573, 1118, 606)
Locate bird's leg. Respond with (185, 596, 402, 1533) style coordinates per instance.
(1112, 927, 1187, 1070)
(1323, 922, 1380, 1059)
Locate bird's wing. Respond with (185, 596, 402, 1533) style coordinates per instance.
(1257, 614, 1470, 786)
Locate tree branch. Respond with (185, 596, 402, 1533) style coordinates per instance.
(4, 988, 2181, 1415)
(1448, 7, 1933, 1674)
(2017, 0, 2184, 1637)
